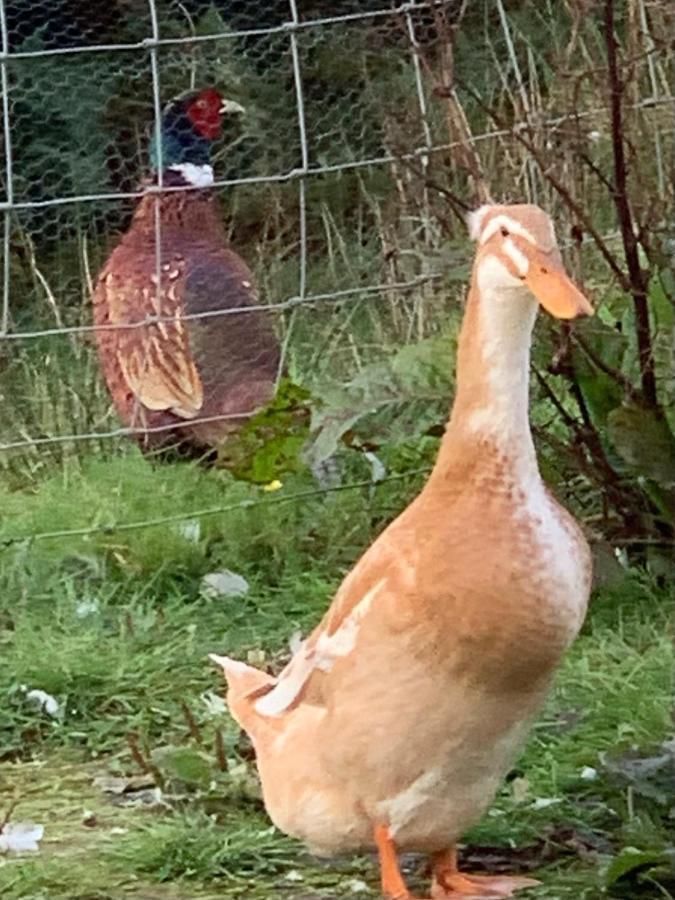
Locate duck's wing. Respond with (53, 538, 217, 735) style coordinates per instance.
(210, 568, 389, 728)
(251, 566, 392, 718)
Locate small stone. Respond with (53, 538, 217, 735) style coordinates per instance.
(75, 598, 100, 618)
(344, 878, 369, 892)
(284, 870, 304, 882)
(288, 630, 303, 654)
(201, 570, 250, 599)
(177, 519, 201, 543)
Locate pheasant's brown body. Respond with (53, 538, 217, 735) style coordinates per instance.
(94, 181, 280, 453)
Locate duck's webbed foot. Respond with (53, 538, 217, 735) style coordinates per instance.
(431, 847, 540, 899)
(374, 827, 539, 900)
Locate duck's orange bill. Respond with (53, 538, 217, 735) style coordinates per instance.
(524, 251, 594, 320)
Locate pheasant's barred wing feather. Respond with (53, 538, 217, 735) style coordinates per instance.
(93, 258, 204, 420)
(183, 250, 281, 391)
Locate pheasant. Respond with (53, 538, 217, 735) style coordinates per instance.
(93, 88, 280, 456)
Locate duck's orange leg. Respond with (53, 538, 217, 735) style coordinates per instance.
(431, 847, 540, 899)
(374, 825, 415, 900)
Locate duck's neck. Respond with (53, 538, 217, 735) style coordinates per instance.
(435, 260, 540, 482)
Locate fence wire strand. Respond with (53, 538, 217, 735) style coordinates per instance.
(0, 0, 673, 542)
(0, 96, 672, 217)
(1, 467, 430, 547)
(0, 0, 11, 335)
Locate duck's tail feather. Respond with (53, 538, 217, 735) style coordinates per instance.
(209, 654, 280, 741)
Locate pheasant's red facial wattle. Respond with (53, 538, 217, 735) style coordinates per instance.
(187, 88, 224, 140)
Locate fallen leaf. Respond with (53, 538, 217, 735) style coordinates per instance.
(605, 847, 672, 886)
(288, 630, 304, 654)
(458, 826, 611, 873)
(108, 787, 163, 808)
(200, 569, 250, 599)
(511, 776, 530, 804)
(93, 774, 155, 795)
(262, 479, 283, 492)
(603, 739, 675, 805)
(247, 648, 266, 666)
(24, 688, 61, 718)
(530, 797, 561, 810)
(201, 690, 227, 718)
(0, 822, 44, 853)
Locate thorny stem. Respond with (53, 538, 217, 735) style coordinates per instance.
(457, 80, 632, 294)
(572, 332, 638, 401)
(534, 368, 647, 539)
(126, 732, 165, 789)
(0, 788, 20, 833)
(180, 699, 204, 745)
(214, 729, 229, 772)
(604, 0, 658, 408)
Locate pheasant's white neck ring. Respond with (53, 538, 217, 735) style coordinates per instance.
(167, 163, 214, 187)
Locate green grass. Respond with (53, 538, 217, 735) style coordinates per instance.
(0, 457, 673, 900)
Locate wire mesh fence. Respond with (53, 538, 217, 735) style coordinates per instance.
(0, 0, 673, 543)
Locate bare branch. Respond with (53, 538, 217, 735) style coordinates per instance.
(455, 80, 633, 294)
(604, 0, 658, 407)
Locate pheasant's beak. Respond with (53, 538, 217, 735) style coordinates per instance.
(220, 98, 246, 116)
(523, 247, 593, 320)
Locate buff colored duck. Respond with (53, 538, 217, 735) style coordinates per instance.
(211, 204, 593, 899)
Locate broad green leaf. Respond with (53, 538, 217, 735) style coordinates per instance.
(305, 333, 456, 466)
(603, 741, 675, 806)
(605, 847, 672, 886)
(152, 746, 214, 788)
(607, 405, 675, 488)
(217, 380, 312, 484)
(649, 270, 675, 330)
(569, 320, 628, 426)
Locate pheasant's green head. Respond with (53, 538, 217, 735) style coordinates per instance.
(150, 87, 245, 186)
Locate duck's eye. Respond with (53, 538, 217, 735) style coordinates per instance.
(500, 226, 509, 237)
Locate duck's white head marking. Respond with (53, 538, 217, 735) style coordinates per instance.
(467, 203, 593, 320)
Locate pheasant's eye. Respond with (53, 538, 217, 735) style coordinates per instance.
(500, 226, 509, 237)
